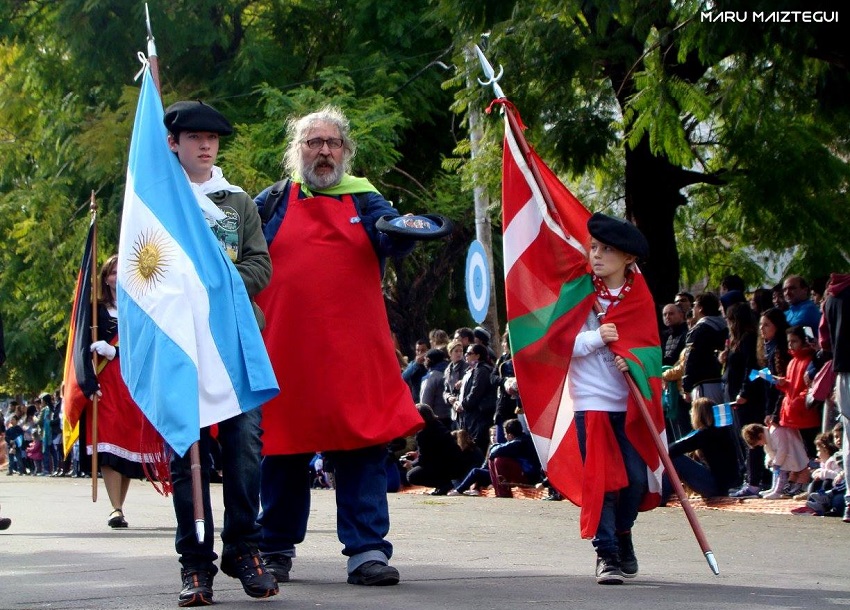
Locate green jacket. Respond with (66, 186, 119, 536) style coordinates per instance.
(207, 189, 271, 329)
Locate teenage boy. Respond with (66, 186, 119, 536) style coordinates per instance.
(163, 100, 277, 607)
(569, 213, 661, 585)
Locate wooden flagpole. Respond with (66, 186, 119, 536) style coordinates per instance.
(89, 191, 99, 502)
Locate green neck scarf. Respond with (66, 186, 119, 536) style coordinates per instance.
(294, 172, 380, 197)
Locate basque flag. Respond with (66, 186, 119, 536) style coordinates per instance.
(498, 99, 665, 538)
(117, 66, 278, 457)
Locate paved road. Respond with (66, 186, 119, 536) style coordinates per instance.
(1, 475, 848, 609)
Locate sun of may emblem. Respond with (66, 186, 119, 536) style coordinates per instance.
(126, 229, 173, 296)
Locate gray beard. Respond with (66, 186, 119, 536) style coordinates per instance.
(302, 159, 343, 191)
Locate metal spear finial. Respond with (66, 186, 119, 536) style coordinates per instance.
(473, 44, 505, 99)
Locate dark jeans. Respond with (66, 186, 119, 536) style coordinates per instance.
(455, 466, 490, 493)
(171, 408, 262, 573)
(574, 411, 647, 556)
(7, 450, 23, 474)
(662, 454, 724, 498)
(260, 445, 392, 574)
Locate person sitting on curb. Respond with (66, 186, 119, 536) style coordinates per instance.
(488, 419, 541, 498)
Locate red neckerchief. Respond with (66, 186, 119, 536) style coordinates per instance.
(591, 268, 634, 318)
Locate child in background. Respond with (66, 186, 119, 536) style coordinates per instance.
(775, 325, 821, 462)
(742, 423, 809, 499)
(802, 432, 845, 514)
(26, 430, 44, 476)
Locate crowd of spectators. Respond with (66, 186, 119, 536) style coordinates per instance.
(2, 391, 82, 479)
(660, 274, 847, 519)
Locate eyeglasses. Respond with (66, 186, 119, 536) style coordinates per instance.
(302, 137, 343, 150)
(465, 351, 477, 356)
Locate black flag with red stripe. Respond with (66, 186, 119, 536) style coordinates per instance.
(61, 220, 99, 456)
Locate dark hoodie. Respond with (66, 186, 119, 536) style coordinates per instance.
(682, 315, 728, 392)
(824, 273, 850, 373)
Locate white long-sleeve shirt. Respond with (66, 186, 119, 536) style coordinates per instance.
(568, 290, 629, 412)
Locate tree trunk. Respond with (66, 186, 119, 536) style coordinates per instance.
(624, 139, 686, 308)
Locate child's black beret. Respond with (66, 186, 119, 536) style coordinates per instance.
(587, 212, 649, 258)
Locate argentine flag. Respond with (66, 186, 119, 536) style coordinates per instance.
(712, 403, 735, 428)
(117, 66, 278, 457)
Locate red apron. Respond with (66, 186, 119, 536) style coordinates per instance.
(257, 184, 422, 455)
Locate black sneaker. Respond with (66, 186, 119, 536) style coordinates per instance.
(347, 560, 400, 586)
(595, 554, 624, 585)
(616, 532, 638, 578)
(178, 569, 214, 607)
(220, 550, 279, 598)
(263, 553, 293, 583)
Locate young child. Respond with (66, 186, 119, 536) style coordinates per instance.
(799, 432, 843, 510)
(568, 213, 661, 585)
(741, 423, 809, 499)
(25, 430, 44, 476)
(775, 325, 821, 462)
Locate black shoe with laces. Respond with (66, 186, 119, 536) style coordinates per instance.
(595, 553, 624, 585)
(616, 532, 638, 578)
(347, 560, 400, 586)
(262, 553, 293, 583)
(220, 550, 279, 598)
(178, 569, 214, 607)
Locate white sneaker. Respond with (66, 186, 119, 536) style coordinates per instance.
(462, 489, 481, 496)
(760, 490, 783, 500)
(446, 489, 460, 496)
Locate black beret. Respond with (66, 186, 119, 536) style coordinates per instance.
(587, 212, 649, 258)
(164, 100, 233, 136)
(472, 326, 491, 343)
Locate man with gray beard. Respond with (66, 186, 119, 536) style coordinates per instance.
(253, 106, 423, 587)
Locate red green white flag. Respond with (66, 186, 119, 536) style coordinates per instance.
(498, 101, 665, 537)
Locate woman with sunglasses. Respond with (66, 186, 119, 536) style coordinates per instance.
(458, 344, 497, 452)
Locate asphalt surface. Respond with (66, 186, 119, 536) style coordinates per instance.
(1, 475, 848, 609)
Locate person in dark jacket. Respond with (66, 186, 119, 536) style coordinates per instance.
(662, 398, 740, 501)
(442, 340, 468, 430)
(682, 292, 728, 403)
(402, 405, 465, 495)
(420, 349, 450, 428)
(491, 333, 518, 444)
(721, 303, 767, 497)
(821, 273, 850, 521)
(661, 304, 688, 366)
(458, 344, 497, 452)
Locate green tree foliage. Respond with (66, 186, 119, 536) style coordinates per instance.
(0, 0, 470, 392)
(440, 0, 849, 302)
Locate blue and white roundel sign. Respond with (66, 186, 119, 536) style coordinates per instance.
(465, 240, 490, 323)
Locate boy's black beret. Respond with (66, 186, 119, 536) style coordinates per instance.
(587, 212, 649, 258)
(164, 100, 233, 136)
